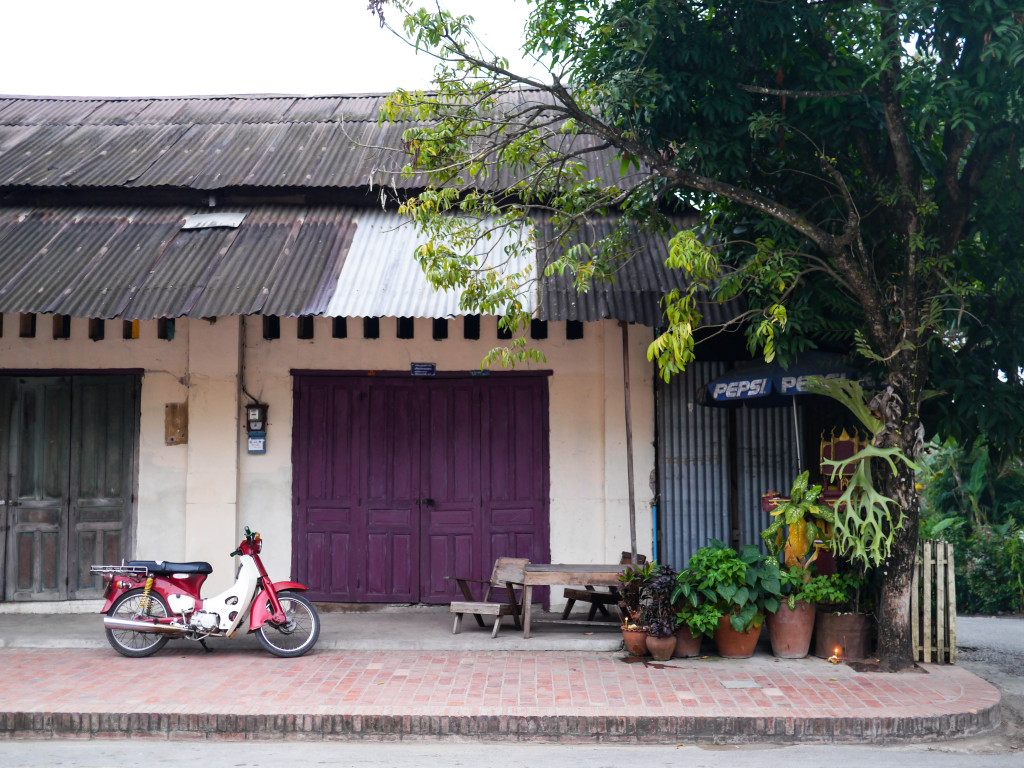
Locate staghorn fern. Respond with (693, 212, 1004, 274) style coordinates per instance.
(822, 444, 919, 567)
(809, 376, 920, 567)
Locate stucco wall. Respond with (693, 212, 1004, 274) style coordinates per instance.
(0, 314, 190, 565)
(239, 315, 656, 586)
(0, 312, 656, 602)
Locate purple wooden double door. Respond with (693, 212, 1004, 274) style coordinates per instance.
(292, 374, 550, 603)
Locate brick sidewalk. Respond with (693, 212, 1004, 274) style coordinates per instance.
(0, 647, 1000, 743)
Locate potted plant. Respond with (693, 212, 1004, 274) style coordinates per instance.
(676, 540, 782, 658)
(617, 561, 653, 656)
(671, 564, 721, 657)
(805, 570, 874, 661)
(765, 565, 817, 658)
(761, 470, 835, 570)
(640, 564, 679, 661)
(760, 472, 836, 658)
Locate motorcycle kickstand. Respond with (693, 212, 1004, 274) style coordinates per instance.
(199, 639, 212, 653)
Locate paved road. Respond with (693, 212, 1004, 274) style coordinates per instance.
(0, 739, 1019, 768)
(957, 615, 1024, 752)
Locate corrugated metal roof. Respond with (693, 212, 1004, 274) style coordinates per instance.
(0, 204, 729, 326)
(323, 210, 536, 319)
(0, 93, 622, 191)
(0, 205, 354, 319)
(535, 215, 743, 327)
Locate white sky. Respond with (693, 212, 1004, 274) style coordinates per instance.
(2, 1, 543, 98)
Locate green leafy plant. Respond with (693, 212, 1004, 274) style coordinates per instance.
(802, 572, 869, 614)
(672, 562, 722, 638)
(777, 565, 814, 611)
(673, 540, 782, 632)
(761, 471, 835, 570)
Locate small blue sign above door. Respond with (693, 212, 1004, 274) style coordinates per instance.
(410, 363, 436, 377)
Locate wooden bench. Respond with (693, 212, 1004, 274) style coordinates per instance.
(448, 557, 528, 638)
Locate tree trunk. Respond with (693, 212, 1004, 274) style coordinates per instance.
(874, 356, 924, 672)
(875, 461, 917, 671)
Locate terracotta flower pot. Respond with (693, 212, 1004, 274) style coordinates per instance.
(814, 611, 873, 661)
(646, 634, 675, 661)
(766, 600, 816, 658)
(713, 614, 762, 658)
(622, 627, 648, 656)
(673, 626, 702, 658)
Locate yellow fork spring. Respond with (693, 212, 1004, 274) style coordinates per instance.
(140, 576, 155, 615)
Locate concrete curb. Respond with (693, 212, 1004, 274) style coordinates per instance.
(0, 705, 1001, 744)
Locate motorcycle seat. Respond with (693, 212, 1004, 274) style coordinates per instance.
(127, 560, 213, 576)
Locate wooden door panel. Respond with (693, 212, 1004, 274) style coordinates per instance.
(3, 375, 138, 602)
(6, 378, 70, 601)
(419, 382, 482, 603)
(68, 376, 138, 599)
(0, 377, 10, 599)
(299, 506, 359, 601)
(70, 506, 126, 599)
(420, 504, 477, 603)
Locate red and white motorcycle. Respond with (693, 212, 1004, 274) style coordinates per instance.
(92, 527, 319, 658)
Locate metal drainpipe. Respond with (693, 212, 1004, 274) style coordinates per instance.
(651, 326, 661, 563)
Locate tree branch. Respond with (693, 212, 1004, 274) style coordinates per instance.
(737, 84, 864, 99)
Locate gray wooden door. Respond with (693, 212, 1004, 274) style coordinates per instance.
(2, 375, 138, 601)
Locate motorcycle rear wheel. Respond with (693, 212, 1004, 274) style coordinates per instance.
(256, 591, 320, 658)
(105, 589, 171, 658)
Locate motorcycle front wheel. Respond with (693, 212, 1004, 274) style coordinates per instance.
(256, 591, 320, 658)
(105, 589, 171, 658)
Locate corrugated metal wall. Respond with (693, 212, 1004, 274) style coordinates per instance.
(658, 362, 802, 567)
(736, 404, 802, 549)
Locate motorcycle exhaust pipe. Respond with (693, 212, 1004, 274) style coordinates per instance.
(103, 616, 186, 636)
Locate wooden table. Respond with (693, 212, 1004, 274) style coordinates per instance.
(518, 564, 629, 638)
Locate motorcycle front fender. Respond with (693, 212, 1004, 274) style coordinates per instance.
(249, 581, 310, 630)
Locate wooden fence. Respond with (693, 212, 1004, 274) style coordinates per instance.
(911, 539, 957, 663)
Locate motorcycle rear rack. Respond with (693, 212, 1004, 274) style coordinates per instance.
(90, 562, 150, 577)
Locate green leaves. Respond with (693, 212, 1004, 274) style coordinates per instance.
(678, 540, 782, 632)
(761, 470, 835, 569)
